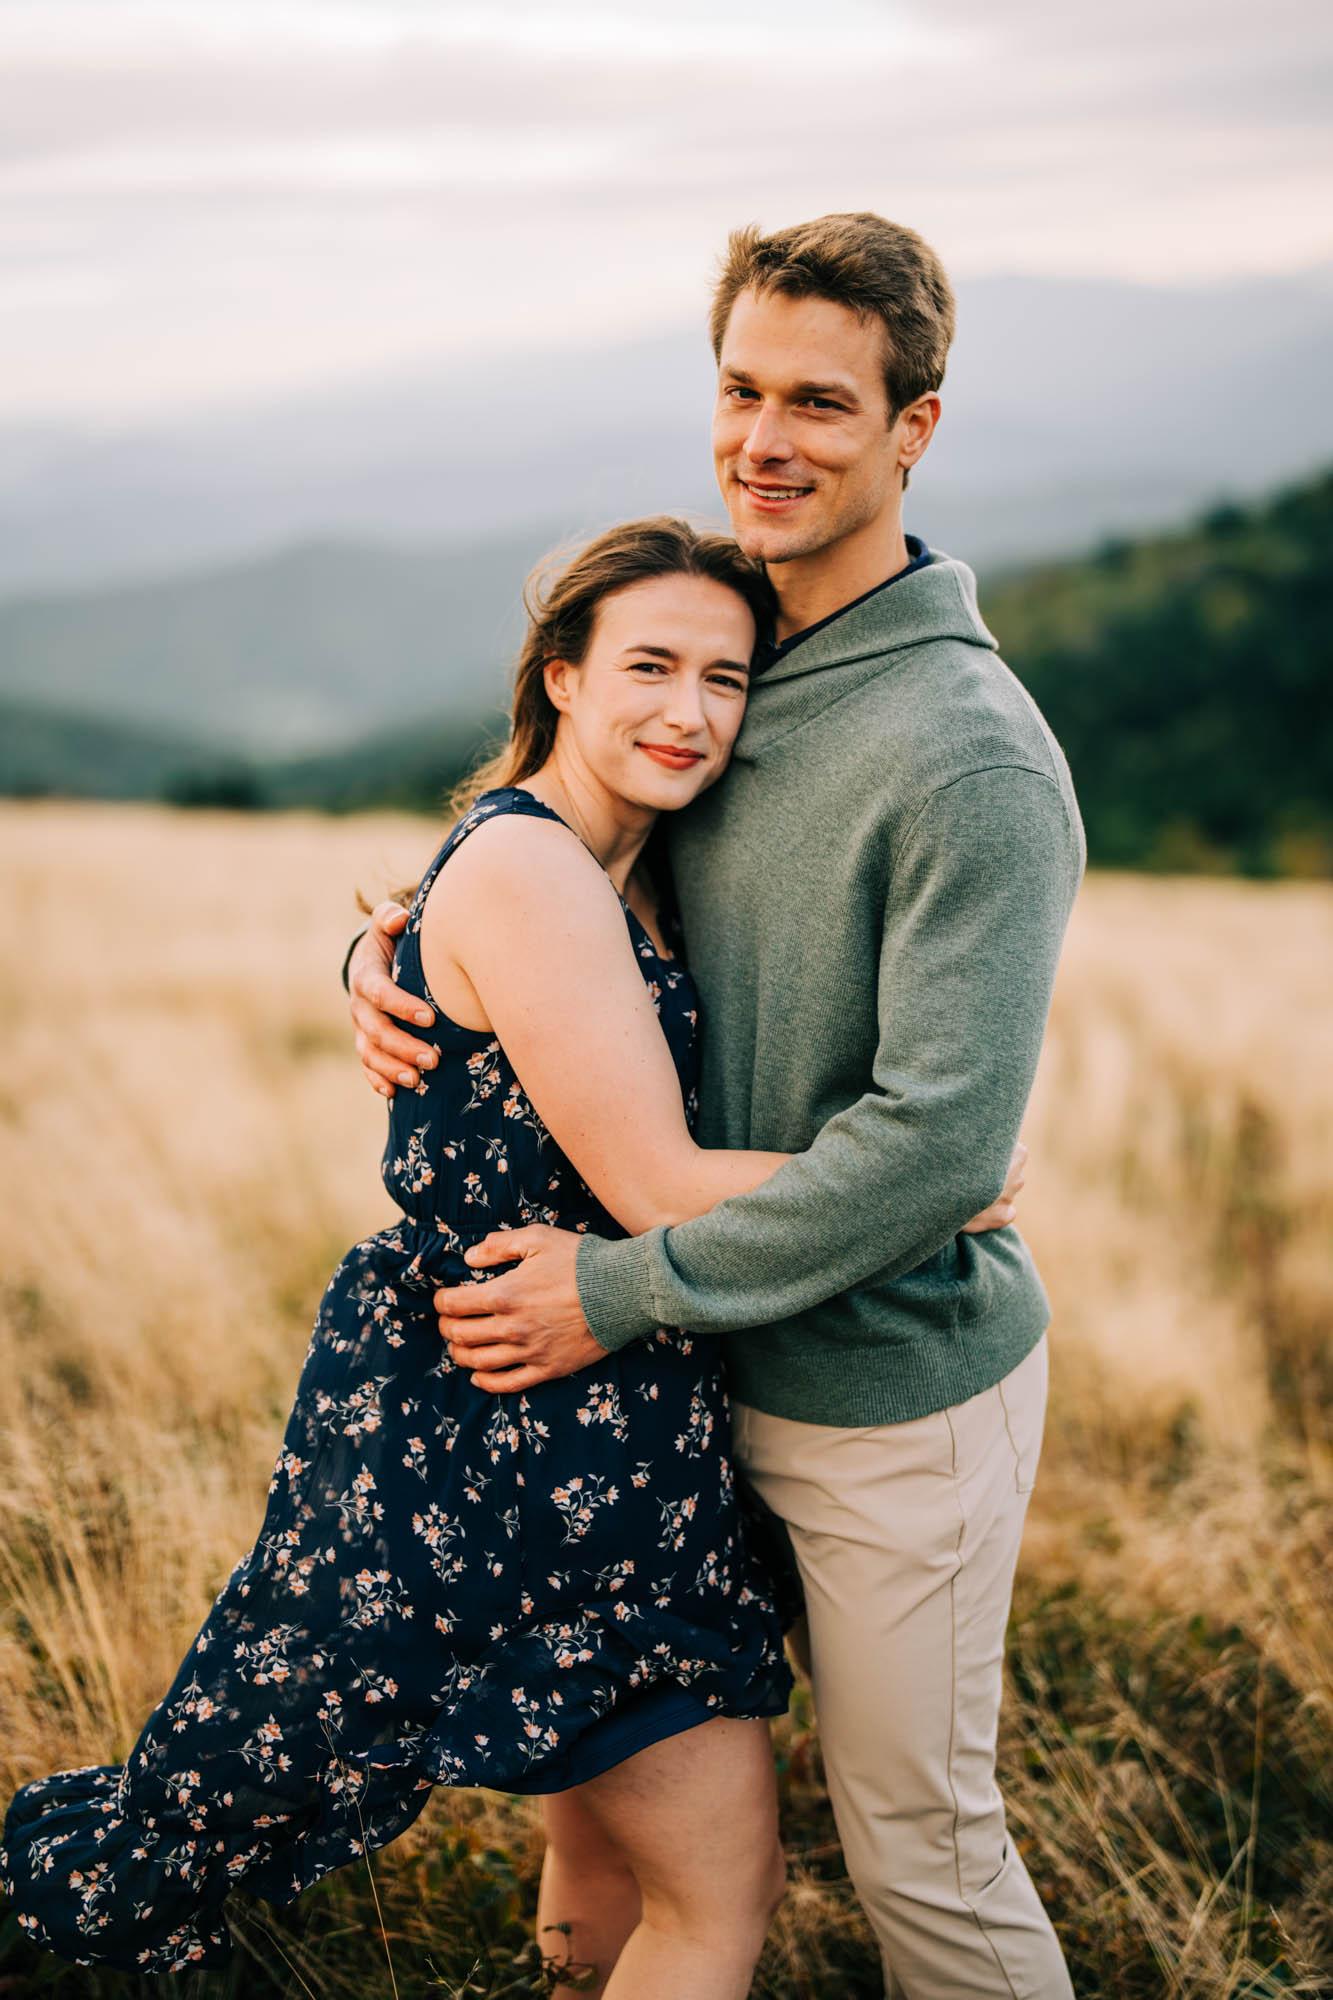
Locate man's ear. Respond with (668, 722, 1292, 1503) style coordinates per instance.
(896, 391, 942, 482)
(542, 657, 578, 715)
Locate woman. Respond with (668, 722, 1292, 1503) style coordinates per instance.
(2, 519, 1018, 1997)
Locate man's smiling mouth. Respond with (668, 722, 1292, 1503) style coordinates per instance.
(739, 479, 815, 505)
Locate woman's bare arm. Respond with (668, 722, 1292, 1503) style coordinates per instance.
(418, 816, 789, 1236)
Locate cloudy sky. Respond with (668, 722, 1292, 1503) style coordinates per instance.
(4, 0, 1332, 423)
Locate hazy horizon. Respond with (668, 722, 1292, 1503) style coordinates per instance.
(5, 0, 1332, 425)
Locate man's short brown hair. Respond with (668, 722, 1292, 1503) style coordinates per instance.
(709, 212, 956, 421)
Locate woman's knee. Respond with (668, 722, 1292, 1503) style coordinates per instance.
(642, 1835, 787, 1947)
(573, 1715, 784, 1938)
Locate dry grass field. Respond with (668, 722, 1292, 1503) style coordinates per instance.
(0, 801, 1329, 1999)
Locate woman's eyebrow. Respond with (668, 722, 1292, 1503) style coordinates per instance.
(619, 644, 750, 674)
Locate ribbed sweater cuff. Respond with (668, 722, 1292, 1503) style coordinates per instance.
(576, 1232, 662, 1353)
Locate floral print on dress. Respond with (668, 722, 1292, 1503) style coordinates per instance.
(0, 787, 791, 1974)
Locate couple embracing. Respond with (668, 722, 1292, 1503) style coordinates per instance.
(2, 213, 1083, 1998)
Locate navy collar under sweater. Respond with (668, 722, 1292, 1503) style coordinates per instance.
(752, 533, 932, 677)
(732, 542, 1000, 765)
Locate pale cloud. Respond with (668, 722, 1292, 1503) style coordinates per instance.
(1, 132, 626, 197)
(1, 0, 1330, 420)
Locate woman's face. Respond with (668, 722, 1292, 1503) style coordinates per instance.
(546, 573, 755, 812)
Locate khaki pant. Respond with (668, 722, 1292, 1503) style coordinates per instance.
(731, 1336, 1073, 1999)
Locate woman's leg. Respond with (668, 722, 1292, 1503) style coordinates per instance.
(566, 1715, 785, 2000)
(538, 1787, 642, 1998)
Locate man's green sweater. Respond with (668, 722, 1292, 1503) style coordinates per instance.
(575, 549, 1085, 1427)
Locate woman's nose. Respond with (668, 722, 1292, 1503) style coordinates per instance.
(662, 679, 707, 732)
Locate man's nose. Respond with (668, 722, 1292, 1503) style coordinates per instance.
(742, 401, 794, 464)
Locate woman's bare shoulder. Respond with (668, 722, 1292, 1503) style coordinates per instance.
(422, 807, 619, 925)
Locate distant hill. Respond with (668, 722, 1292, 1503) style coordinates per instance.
(982, 470, 1333, 875)
(4, 471, 1330, 877)
(266, 716, 499, 817)
(266, 469, 1333, 877)
(0, 687, 492, 816)
(0, 696, 203, 801)
(0, 528, 551, 757)
(2, 265, 1331, 594)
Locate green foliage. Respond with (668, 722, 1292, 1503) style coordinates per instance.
(162, 763, 268, 811)
(0, 697, 205, 802)
(984, 468, 1333, 876)
(264, 718, 501, 817)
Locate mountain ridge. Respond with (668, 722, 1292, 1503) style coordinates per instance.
(3, 265, 1331, 595)
(5, 466, 1330, 880)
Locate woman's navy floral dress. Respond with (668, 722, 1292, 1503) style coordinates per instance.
(1, 788, 792, 1973)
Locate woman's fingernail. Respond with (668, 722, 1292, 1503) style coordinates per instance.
(397, 1070, 415, 1087)
(415, 1009, 434, 1026)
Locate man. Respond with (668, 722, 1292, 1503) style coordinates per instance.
(348, 213, 1081, 1996)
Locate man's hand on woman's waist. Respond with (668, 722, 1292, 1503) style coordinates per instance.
(436, 1225, 603, 1392)
(437, 1139, 1029, 1394)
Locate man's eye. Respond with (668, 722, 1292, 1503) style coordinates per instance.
(725, 385, 759, 402)
(806, 397, 842, 411)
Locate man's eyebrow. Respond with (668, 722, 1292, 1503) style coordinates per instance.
(720, 363, 859, 403)
(792, 378, 859, 402)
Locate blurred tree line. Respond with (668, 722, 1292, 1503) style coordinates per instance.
(982, 467, 1332, 876)
(259, 464, 1333, 875)
(4, 469, 1329, 876)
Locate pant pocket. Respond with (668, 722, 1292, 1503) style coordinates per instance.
(996, 1336, 1048, 1494)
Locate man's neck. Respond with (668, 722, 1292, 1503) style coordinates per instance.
(770, 515, 910, 643)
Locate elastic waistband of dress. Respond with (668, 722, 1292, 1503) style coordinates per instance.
(371, 1215, 603, 1287)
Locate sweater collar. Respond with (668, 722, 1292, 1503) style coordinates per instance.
(752, 547, 997, 689)
(754, 534, 932, 677)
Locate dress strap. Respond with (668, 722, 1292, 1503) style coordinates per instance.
(441, 786, 573, 860)
(419, 787, 573, 902)
(395, 789, 575, 999)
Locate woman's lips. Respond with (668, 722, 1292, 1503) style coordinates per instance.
(637, 744, 706, 770)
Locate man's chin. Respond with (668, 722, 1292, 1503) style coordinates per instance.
(720, 508, 816, 564)
(733, 522, 819, 565)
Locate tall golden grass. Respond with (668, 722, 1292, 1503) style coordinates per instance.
(1, 801, 1329, 1998)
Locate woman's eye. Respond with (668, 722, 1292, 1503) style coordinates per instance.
(628, 660, 667, 675)
(708, 676, 747, 694)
